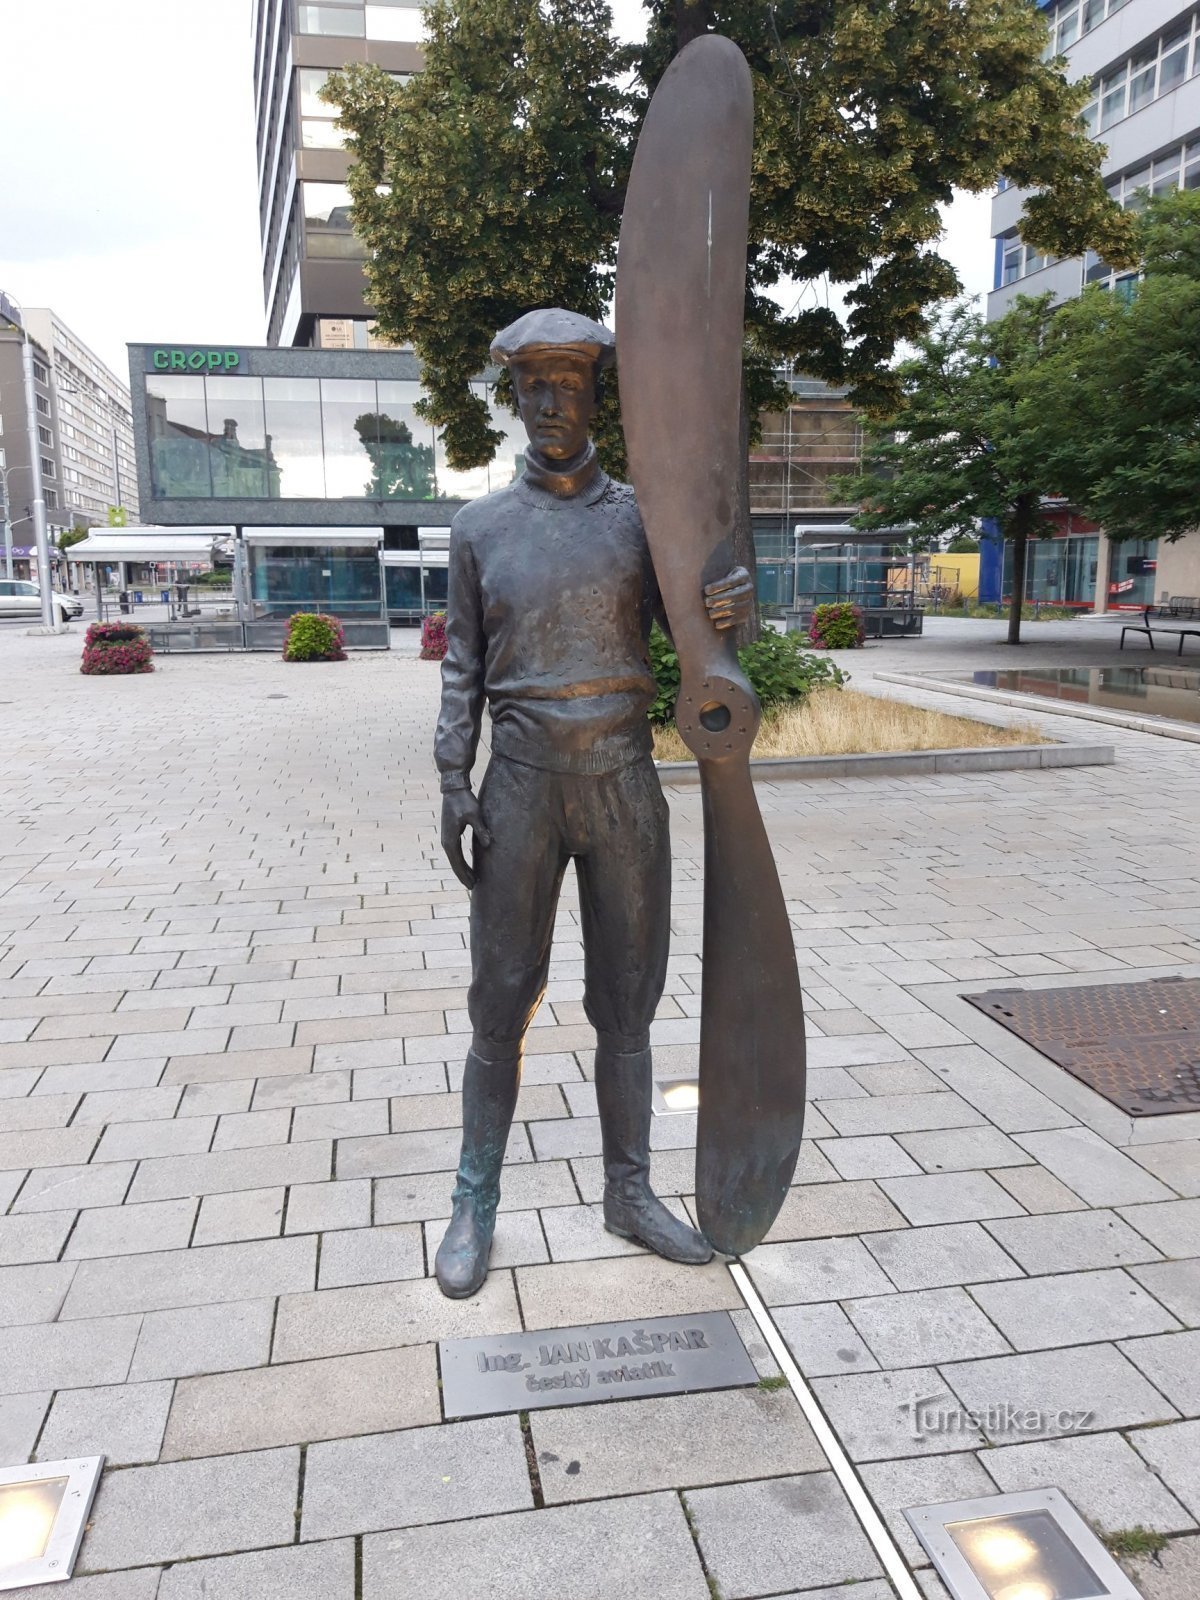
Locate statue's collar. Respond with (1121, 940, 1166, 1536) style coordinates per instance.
(521, 442, 601, 500)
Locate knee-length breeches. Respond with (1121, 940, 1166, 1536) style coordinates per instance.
(467, 755, 671, 1056)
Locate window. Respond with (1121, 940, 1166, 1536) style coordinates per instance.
(35, 394, 49, 415)
(262, 377, 326, 498)
(38, 425, 52, 447)
(362, 380, 436, 499)
(999, 233, 1055, 288)
(1046, 0, 1134, 58)
(146, 373, 212, 497)
(1080, 13, 1200, 134)
(206, 375, 271, 498)
(296, 4, 365, 37)
(32, 359, 48, 384)
(40, 457, 55, 478)
(45, 488, 57, 510)
(365, 3, 425, 44)
(302, 181, 364, 259)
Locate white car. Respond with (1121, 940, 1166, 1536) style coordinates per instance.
(0, 578, 84, 623)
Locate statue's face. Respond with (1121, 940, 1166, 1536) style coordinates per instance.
(512, 354, 597, 461)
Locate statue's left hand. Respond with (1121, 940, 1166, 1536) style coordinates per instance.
(703, 566, 754, 631)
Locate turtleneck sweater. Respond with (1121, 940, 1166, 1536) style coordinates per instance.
(434, 448, 661, 784)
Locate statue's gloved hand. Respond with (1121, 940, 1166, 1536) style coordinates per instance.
(703, 566, 754, 631)
(441, 788, 492, 892)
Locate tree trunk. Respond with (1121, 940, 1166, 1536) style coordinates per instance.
(674, 0, 713, 51)
(734, 375, 760, 646)
(1007, 517, 1029, 646)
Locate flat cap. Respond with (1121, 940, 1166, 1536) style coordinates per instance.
(490, 308, 616, 371)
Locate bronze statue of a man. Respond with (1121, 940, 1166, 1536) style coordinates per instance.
(433, 307, 753, 1298)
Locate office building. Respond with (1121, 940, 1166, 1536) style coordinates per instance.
(984, 0, 1200, 608)
(253, 0, 423, 348)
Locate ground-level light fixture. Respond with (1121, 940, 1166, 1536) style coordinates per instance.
(905, 1488, 1141, 1600)
(0, 1457, 103, 1591)
(652, 1076, 700, 1115)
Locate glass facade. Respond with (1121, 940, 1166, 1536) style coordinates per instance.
(145, 372, 519, 503)
(249, 541, 382, 616)
(1001, 535, 1100, 606)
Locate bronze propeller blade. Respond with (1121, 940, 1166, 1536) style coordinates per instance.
(616, 34, 807, 1257)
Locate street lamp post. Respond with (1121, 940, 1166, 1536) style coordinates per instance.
(2, 290, 61, 632)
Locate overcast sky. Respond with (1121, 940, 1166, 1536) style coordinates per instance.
(0, 0, 993, 383)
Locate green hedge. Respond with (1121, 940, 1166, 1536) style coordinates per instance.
(647, 625, 845, 726)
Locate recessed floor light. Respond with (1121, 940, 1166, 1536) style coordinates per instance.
(652, 1077, 699, 1115)
(0, 1457, 103, 1592)
(905, 1488, 1140, 1600)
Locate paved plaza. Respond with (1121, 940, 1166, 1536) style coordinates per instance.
(1, 617, 1198, 1599)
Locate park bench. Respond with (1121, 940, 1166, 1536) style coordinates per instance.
(1120, 597, 1200, 657)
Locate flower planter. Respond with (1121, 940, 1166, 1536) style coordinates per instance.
(283, 613, 347, 662)
(80, 622, 154, 675)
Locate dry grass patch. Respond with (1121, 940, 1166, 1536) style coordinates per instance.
(652, 687, 1047, 761)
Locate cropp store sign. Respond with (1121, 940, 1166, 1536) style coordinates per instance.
(149, 347, 244, 373)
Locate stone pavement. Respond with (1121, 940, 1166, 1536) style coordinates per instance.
(0, 617, 1198, 1599)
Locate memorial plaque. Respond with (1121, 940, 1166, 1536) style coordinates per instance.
(440, 1310, 758, 1419)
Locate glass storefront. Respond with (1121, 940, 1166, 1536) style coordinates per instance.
(248, 541, 383, 617)
(1001, 535, 1100, 607)
(145, 373, 517, 503)
(1107, 538, 1158, 607)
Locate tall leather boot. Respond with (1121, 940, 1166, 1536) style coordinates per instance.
(435, 1048, 521, 1298)
(595, 1038, 712, 1264)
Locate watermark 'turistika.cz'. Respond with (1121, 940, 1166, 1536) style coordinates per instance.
(901, 1393, 1094, 1440)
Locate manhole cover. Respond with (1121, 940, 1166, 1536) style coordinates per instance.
(964, 977, 1200, 1115)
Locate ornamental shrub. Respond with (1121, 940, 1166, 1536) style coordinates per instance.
(808, 602, 865, 649)
(80, 621, 154, 675)
(283, 612, 346, 662)
(420, 610, 448, 660)
(647, 624, 845, 726)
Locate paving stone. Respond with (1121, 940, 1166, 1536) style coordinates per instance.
(72, 1085, 182, 1125)
(916, 1047, 1077, 1132)
(2, 1574, 162, 1600)
(273, 1271, 521, 1361)
(896, 1126, 1034, 1172)
(427, 1206, 549, 1269)
(1119, 1535, 1200, 1600)
(819, 1091, 987, 1136)
(285, 1178, 372, 1234)
(990, 1164, 1087, 1214)
(517, 1254, 742, 1329)
(942, 1344, 1180, 1441)
(361, 1490, 710, 1600)
(157, 1540, 356, 1600)
(127, 1139, 331, 1202)
(1130, 1141, 1200, 1199)
(1132, 1260, 1200, 1327)
(864, 1222, 1023, 1290)
(532, 1387, 823, 1502)
(0, 1391, 50, 1461)
(92, 1116, 215, 1163)
(763, 1179, 907, 1241)
(746, 1237, 895, 1305)
(194, 1186, 286, 1244)
(817, 1135, 921, 1180)
(859, 1453, 999, 1562)
(1120, 1330, 1200, 1416)
(813, 1366, 984, 1460)
(212, 1107, 292, 1150)
(879, 1171, 1024, 1225)
(570, 1147, 701, 1205)
(61, 1235, 316, 1318)
(376, 1159, 577, 1223)
(847, 1286, 1011, 1367)
(981, 1431, 1196, 1534)
(4, 1314, 141, 1392)
(38, 1378, 172, 1465)
(970, 1268, 1182, 1351)
(539, 1201, 649, 1261)
(130, 1297, 275, 1380)
(252, 1068, 350, 1109)
(771, 1301, 880, 1377)
(688, 1470, 882, 1594)
(1016, 1128, 1175, 1207)
(65, 1197, 197, 1259)
(33, 1058, 165, 1095)
(0, 1261, 76, 1326)
(0, 1168, 26, 1210)
(1120, 1199, 1200, 1259)
(0, 1209, 75, 1265)
(164, 1343, 437, 1459)
(984, 1209, 1164, 1274)
(0, 1090, 80, 1130)
(13, 1160, 135, 1213)
(337, 1125, 530, 1179)
(318, 1222, 425, 1286)
(180, 1078, 254, 1116)
(79, 1446, 300, 1571)
(302, 1413, 530, 1540)
(1129, 1422, 1200, 1520)
(353, 1061, 448, 1098)
(292, 1096, 388, 1141)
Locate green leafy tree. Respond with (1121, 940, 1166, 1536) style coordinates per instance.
(1021, 189, 1200, 547)
(326, 0, 1136, 634)
(834, 296, 1059, 646)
